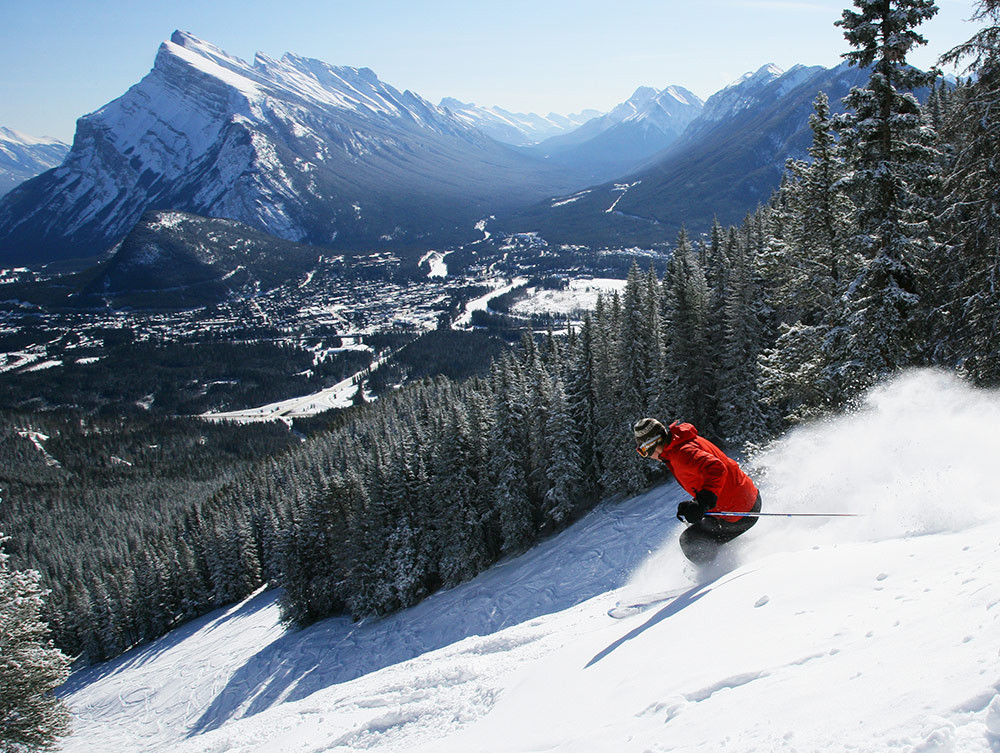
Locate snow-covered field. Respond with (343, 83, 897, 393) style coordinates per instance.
(59, 370, 1000, 752)
(452, 277, 527, 328)
(201, 344, 377, 423)
(511, 277, 627, 318)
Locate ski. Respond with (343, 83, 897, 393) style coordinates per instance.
(704, 510, 863, 518)
(607, 587, 689, 619)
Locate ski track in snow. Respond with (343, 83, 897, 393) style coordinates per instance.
(60, 369, 1000, 753)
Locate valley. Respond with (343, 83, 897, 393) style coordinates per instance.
(0, 229, 646, 417)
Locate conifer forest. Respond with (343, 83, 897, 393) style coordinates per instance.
(3, 0, 1000, 682)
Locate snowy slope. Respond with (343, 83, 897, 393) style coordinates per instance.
(58, 370, 1000, 752)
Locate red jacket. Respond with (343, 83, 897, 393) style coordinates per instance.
(654, 422, 758, 522)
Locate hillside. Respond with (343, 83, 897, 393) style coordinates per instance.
(57, 370, 1000, 752)
(74, 210, 326, 308)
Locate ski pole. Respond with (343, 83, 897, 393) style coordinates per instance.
(704, 510, 864, 518)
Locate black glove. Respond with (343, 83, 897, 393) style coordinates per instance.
(676, 490, 717, 524)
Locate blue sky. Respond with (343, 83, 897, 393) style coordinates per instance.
(1, 0, 980, 143)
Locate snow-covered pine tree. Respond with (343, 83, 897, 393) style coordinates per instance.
(799, 91, 857, 308)
(705, 219, 731, 303)
(540, 374, 583, 529)
(591, 292, 644, 496)
(0, 534, 71, 752)
(564, 314, 602, 500)
(88, 579, 123, 661)
(935, 0, 1000, 383)
(618, 262, 652, 420)
(133, 548, 174, 642)
(760, 93, 856, 422)
(525, 338, 556, 511)
(434, 402, 490, 587)
(465, 378, 501, 559)
(717, 216, 770, 448)
(490, 354, 535, 554)
(832, 0, 942, 395)
(661, 228, 714, 432)
(642, 263, 668, 418)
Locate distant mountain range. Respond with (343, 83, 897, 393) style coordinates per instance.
(439, 99, 601, 146)
(527, 84, 705, 182)
(0, 32, 581, 266)
(0, 127, 68, 198)
(501, 62, 871, 247)
(0, 31, 879, 277)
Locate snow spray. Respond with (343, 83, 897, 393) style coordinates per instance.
(626, 368, 1000, 595)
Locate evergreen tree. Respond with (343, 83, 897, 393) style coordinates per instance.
(564, 315, 601, 499)
(935, 1, 1000, 382)
(642, 264, 668, 417)
(661, 229, 714, 430)
(0, 534, 71, 753)
(435, 403, 490, 586)
(798, 91, 856, 309)
(540, 375, 583, 529)
(618, 262, 652, 420)
(760, 93, 857, 422)
(832, 0, 942, 394)
(490, 355, 535, 554)
(717, 217, 770, 447)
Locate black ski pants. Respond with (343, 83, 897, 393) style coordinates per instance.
(679, 492, 762, 565)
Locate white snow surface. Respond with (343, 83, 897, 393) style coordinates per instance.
(60, 369, 1000, 752)
(511, 278, 627, 318)
(202, 345, 377, 422)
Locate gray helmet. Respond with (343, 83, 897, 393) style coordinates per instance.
(633, 417, 668, 456)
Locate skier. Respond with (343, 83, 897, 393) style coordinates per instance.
(633, 417, 761, 564)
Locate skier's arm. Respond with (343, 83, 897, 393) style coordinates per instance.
(676, 444, 725, 497)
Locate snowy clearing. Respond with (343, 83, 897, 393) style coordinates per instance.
(511, 277, 627, 318)
(201, 353, 380, 423)
(417, 250, 449, 278)
(59, 370, 1000, 752)
(452, 277, 528, 328)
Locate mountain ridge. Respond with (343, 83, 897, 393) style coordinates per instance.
(439, 99, 601, 146)
(0, 126, 69, 199)
(527, 83, 705, 181)
(500, 61, 870, 247)
(0, 31, 581, 266)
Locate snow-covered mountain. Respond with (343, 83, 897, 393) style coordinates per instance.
(0, 126, 68, 198)
(56, 370, 1000, 752)
(680, 62, 818, 138)
(439, 99, 601, 146)
(506, 62, 870, 247)
(0, 32, 579, 266)
(528, 84, 705, 181)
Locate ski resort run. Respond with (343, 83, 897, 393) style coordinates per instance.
(59, 370, 1000, 752)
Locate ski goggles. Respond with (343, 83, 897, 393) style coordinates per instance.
(636, 436, 661, 458)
